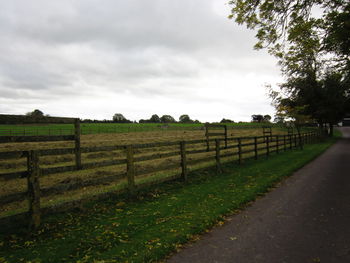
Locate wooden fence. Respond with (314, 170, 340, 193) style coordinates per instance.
(0, 114, 82, 170)
(0, 123, 290, 137)
(0, 130, 325, 229)
(205, 124, 228, 150)
(0, 125, 203, 136)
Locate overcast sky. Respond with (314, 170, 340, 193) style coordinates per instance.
(0, 0, 282, 122)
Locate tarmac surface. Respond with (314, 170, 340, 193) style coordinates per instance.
(168, 128, 350, 263)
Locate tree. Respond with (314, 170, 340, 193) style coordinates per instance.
(323, 4, 350, 68)
(269, 71, 350, 135)
(273, 116, 285, 124)
(251, 114, 264, 123)
(229, 0, 350, 79)
(160, 115, 176, 123)
(113, 113, 126, 122)
(179, 114, 193, 123)
(263, 115, 272, 122)
(26, 109, 44, 118)
(220, 118, 234, 123)
(149, 114, 161, 123)
(230, 1, 350, 136)
(228, 1, 349, 61)
(113, 113, 132, 123)
(313, 72, 350, 135)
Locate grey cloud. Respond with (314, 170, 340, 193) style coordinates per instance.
(1, 0, 249, 53)
(0, 0, 278, 121)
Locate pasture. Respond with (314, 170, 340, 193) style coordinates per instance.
(0, 122, 271, 136)
(0, 125, 293, 220)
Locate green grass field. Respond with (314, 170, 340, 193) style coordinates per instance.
(0, 134, 337, 263)
(0, 122, 282, 136)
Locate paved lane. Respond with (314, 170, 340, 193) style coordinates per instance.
(168, 128, 350, 263)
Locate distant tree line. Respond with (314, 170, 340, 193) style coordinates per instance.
(139, 114, 200, 124)
(22, 110, 261, 125)
(82, 113, 202, 124)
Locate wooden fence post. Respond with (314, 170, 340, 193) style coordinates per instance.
(266, 136, 270, 157)
(254, 137, 258, 160)
(294, 134, 297, 148)
(299, 133, 303, 150)
(215, 139, 222, 173)
(27, 150, 41, 230)
(305, 133, 308, 145)
(289, 134, 292, 150)
(224, 126, 228, 149)
(310, 132, 313, 143)
(314, 131, 317, 143)
(304, 132, 308, 145)
(238, 138, 242, 164)
(180, 141, 188, 181)
(276, 135, 279, 154)
(283, 135, 287, 151)
(309, 132, 312, 144)
(74, 119, 82, 170)
(309, 132, 312, 143)
(126, 145, 136, 194)
(205, 124, 209, 152)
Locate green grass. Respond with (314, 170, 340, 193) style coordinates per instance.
(0, 122, 285, 136)
(0, 136, 337, 263)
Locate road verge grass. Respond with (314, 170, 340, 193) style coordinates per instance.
(0, 135, 338, 263)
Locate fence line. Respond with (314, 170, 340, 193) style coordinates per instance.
(0, 123, 297, 137)
(0, 130, 325, 229)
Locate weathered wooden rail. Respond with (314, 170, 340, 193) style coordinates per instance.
(0, 130, 324, 229)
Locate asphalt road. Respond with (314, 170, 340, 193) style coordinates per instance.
(168, 128, 350, 263)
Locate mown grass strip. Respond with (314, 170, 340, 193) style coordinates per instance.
(0, 135, 337, 263)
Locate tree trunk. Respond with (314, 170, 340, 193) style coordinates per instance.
(295, 123, 301, 135)
(329, 123, 334, 137)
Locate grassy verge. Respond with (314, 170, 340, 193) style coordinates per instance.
(0, 135, 338, 263)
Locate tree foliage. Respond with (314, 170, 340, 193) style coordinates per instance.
(179, 114, 194, 123)
(149, 114, 161, 123)
(230, 0, 350, 135)
(229, 1, 349, 62)
(140, 114, 162, 123)
(160, 115, 176, 123)
(26, 109, 44, 118)
(263, 115, 271, 122)
(220, 118, 235, 123)
(251, 114, 264, 123)
(112, 113, 132, 123)
(251, 114, 271, 123)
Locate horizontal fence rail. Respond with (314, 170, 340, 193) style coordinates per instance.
(0, 130, 326, 229)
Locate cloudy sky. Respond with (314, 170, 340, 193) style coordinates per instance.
(0, 0, 282, 122)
